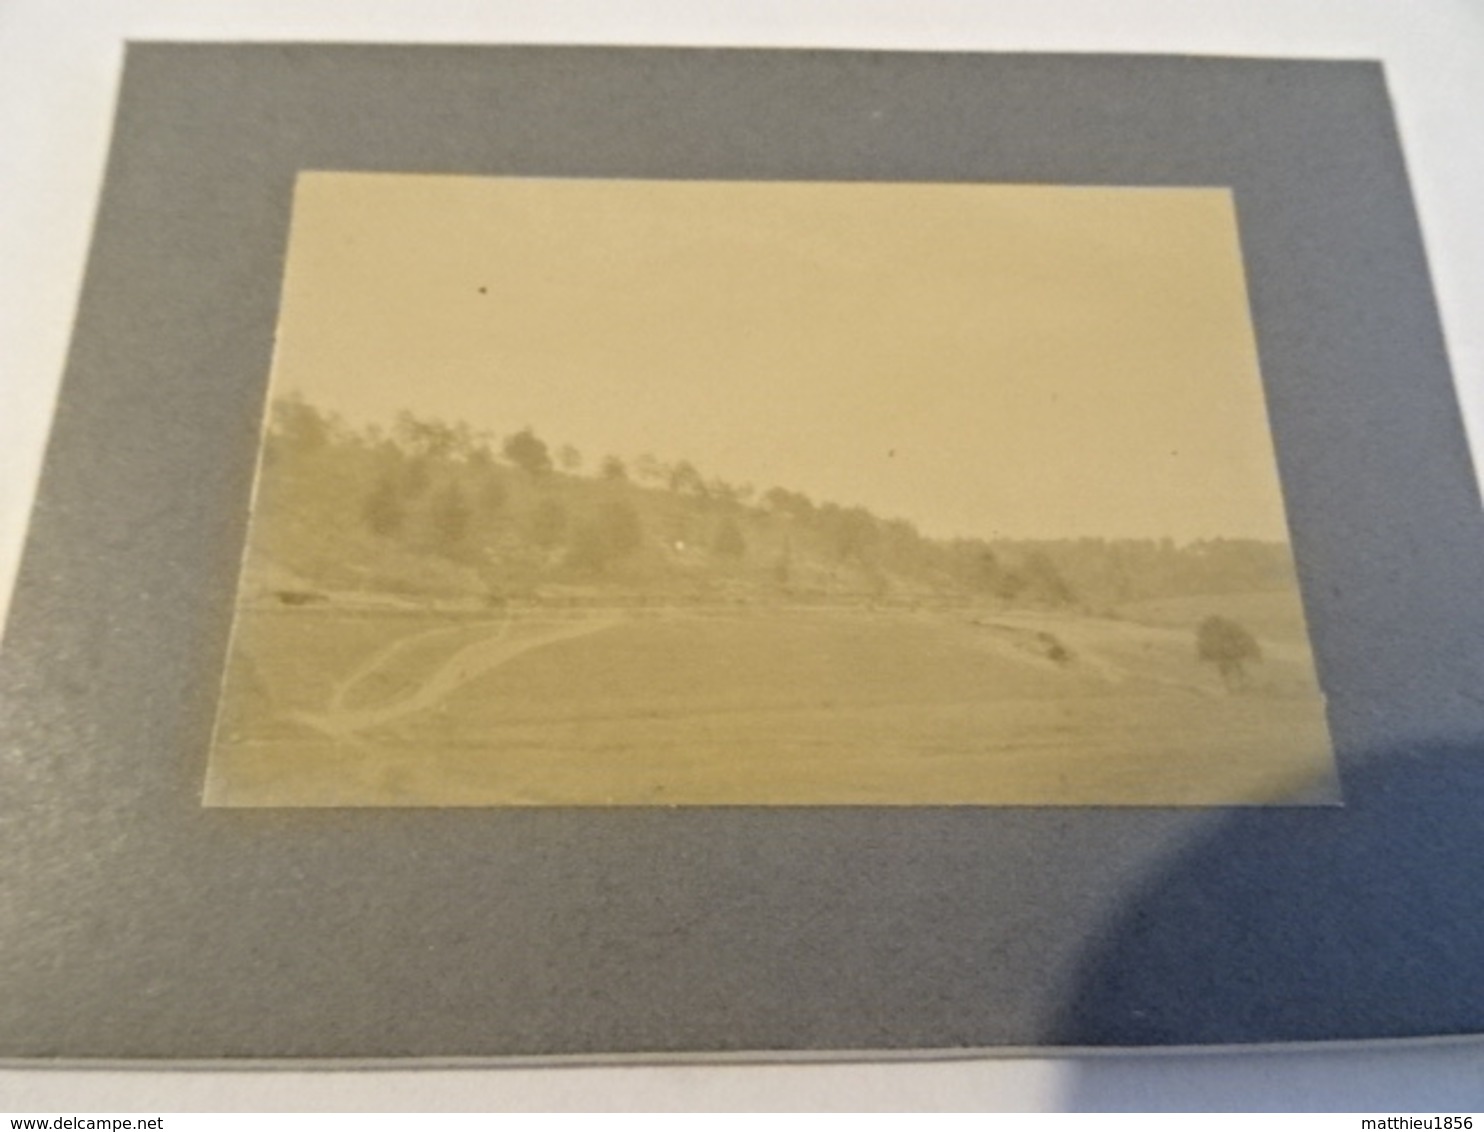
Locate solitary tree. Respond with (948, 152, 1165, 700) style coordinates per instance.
(431, 482, 471, 555)
(821, 505, 878, 565)
(393, 411, 459, 460)
(633, 453, 666, 485)
(266, 393, 329, 464)
(712, 515, 746, 559)
(1022, 550, 1077, 606)
(668, 460, 706, 497)
(1196, 615, 1263, 691)
(363, 473, 404, 537)
(503, 427, 553, 476)
(950, 541, 1005, 596)
(763, 486, 814, 521)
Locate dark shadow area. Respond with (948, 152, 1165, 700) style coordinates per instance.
(1052, 741, 1484, 1062)
(1058, 1040, 1484, 1113)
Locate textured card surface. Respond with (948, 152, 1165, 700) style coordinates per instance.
(2, 45, 1482, 1060)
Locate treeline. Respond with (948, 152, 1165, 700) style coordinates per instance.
(250, 395, 1300, 607)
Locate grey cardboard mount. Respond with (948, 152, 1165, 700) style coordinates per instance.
(3, 44, 1484, 1062)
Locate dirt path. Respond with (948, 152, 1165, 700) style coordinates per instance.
(327, 622, 483, 715)
(966, 612, 1222, 696)
(295, 614, 625, 740)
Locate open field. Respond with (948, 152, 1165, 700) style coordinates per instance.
(1114, 588, 1316, 647)
(204, 597, 1337, 807)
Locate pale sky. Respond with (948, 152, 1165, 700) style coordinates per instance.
(267, 172, 1293, 542)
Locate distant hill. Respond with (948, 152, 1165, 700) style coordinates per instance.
(240, 396, 1304, 611)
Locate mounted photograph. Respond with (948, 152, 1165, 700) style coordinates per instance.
(203, 172, 1336, 806)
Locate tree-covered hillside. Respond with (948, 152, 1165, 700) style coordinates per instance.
(242, 395, 1302, 609)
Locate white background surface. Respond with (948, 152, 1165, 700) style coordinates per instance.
(3, 0, 1484, 1112)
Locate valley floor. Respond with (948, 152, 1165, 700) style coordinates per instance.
(203, 600, 1338, 807)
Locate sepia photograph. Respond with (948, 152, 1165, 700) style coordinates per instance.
(203, 172, 1337, 806)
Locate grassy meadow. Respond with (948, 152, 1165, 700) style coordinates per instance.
(205, 596, 1335, 807)
(202, 398, 1337, 807)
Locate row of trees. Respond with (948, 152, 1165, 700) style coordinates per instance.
(258, 396, 1300, 606)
